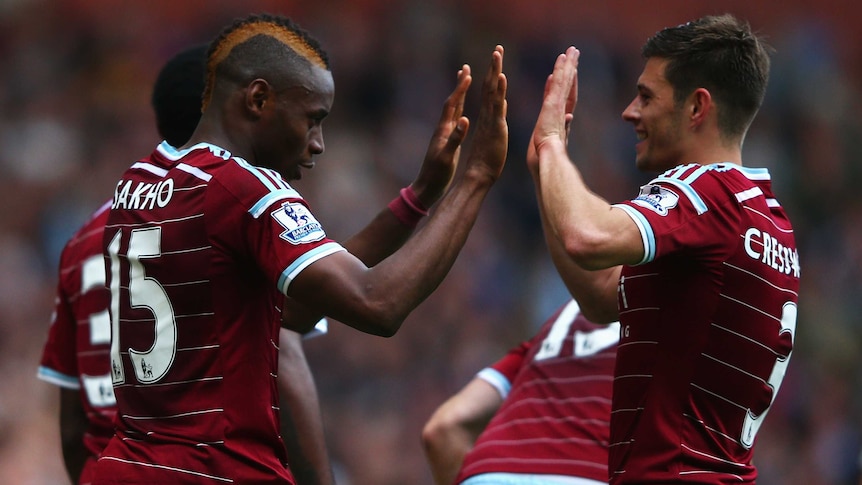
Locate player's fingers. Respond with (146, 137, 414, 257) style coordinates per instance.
(441, 65, 471, 124)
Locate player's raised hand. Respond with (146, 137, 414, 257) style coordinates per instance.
(527, 47, 579, 176)
(410, 65, 472, 208)
(464, 45, 508, 183)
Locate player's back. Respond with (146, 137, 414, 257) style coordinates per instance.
(612, 164, 800, 483)
(38, 202, 117, 482)
(95, 142, 301, 484)
(456, 300, 618, 484)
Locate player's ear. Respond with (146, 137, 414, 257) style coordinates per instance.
(246, 79, 271, 118)
(688, 87, 712, 129)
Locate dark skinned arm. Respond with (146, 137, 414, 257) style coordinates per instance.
(59, 388, 89, 484)
(284, 45, 508, 337)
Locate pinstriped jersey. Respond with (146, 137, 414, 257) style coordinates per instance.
(38, 201, 116, 484)
(93, 142, 344, 485)
(610, 163, 800, 484)
(456, 300, 618, 484)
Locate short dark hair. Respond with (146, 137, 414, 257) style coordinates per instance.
(151, 44, 207, 147)
(642, 14, 772, 140)
(202, 13, 330, 111)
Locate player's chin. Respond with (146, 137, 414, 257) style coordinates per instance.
(283, 165, 303, 181)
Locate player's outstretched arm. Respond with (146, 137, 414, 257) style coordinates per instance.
(285, 45, 507, 337)
(337, 64, 472, 263)
(421, 378, 502, 485)
(281, 67, 471, 333)
(528, 47, 641, 322)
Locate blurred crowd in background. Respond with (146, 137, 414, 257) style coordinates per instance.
(0, 1, 859, 484)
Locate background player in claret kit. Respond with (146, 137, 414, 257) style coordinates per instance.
(92, 13, 507, 485)
(35, 45, 212, 485)
(37, 44, 339, 485)
(528, 14, 800, 484)
(422, 298, 618, 485)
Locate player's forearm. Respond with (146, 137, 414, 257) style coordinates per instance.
(341, 208, 414, 265)
(424, 436, 471, 485)
(278, 331, 334, 485)
(59, 389, 88, 484)
(422, 378, 501, 485)
(281, 196, 422, 333)
(533, 173, 621, 323)
(537, 140, 629, 269)
(368, 169, 497, 332)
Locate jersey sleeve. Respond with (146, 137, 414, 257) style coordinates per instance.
(476, 340, 531, 399)
(612, 163, 742, 265)
(37, 255, 80, 389)
(208, 159, 346, 296)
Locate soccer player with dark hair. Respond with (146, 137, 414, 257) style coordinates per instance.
(39, 42, 336, 485)
(36, 44, 208, 485)
(529, 14, 799, 483)
(92, 13, 507, 484)
(422, 299, 618, 485)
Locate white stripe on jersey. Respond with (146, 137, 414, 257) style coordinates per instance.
(114, 376, 222, 389)
(722, 262, 799, 297)
(130, 162, 169, 177)
(700, 353, 763, 382)
(742, 205, 794, 233)
(678, 470, 744, 481)
(176, 163, 212, 182)
(721, 293, 781, 323)
(121, 408, 223, 420)
(681, 443, 748, 467)
(105, 213, 204, 229)
(98, 456, 234, 483)
(734, 187, 763, 203)
(690, 383, 746, 411)
(683, 413, 743, 444)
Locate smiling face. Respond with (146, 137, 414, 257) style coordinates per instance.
(621, 58, 689, 173)
(255, 64, 334, 181)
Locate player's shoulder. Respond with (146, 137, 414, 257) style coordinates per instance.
(655, 163, 768, 189)
(647, 163, 771, 211)
(61, 200, 112, 258)
(162, 142, 302, 200)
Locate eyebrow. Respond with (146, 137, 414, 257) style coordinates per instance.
(636, 83, 654, 95)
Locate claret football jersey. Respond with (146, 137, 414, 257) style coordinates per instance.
(456, 300, 619, 484)
(610, 163, 800, 484)
(38, 201, 117, 483)
(94, 142, 344, 484)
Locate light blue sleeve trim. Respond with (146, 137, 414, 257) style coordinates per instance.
(680, 164, 711, 184)
(476, 367, 511, 399)
(653, 176, 708, 215)
(728, 164, 771, 180)
(462, 473, 606, 485)
(277, 242, 346, 295)
(302, 318, 329, 340)
(249, 189, 299, 219)
(37, 366, 80, 390)
(612, 204, 655, 264)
